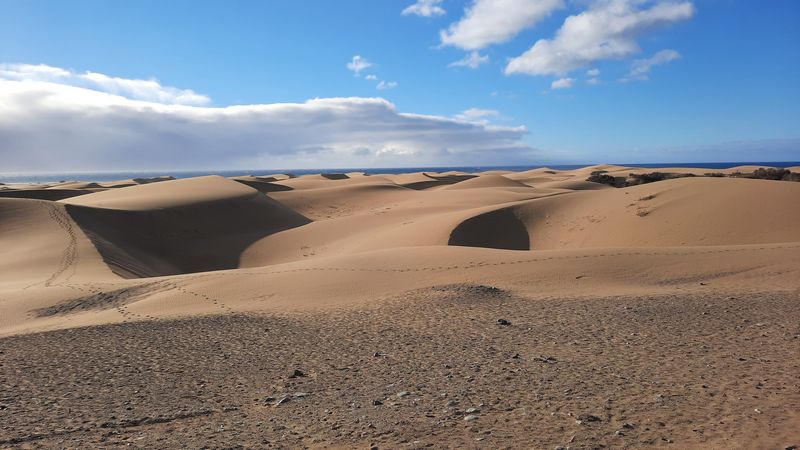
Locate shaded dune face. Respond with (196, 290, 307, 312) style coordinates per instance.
(231, 178, 294, 193)
(448, 207, 531, 250)
(62, 177, 311, 278)
(399, 173, 477, 190)
(0, 189, 93, 201)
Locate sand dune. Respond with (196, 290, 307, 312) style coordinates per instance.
(2, 167, 797, 325)
(60, 176, 310, 277)
(1, 165, 798, 448)
(512, 177, 800, 249)
(441, 173, 533, 190)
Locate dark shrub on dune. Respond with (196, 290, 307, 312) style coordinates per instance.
(728, 168, 800, 182)
(587, 168, 800, 187)
(587, 171, 626, 187)
(626, 172, 695, 185)
(587, 171, 698, 188)
(750, 168, 800, 181)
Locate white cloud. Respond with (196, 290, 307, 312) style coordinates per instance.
(440, 0, 564, 50)
(0, 63, 210, 106)
(0, 72, 533, 170)
(365, 74, 378, 81)
(347, 55, 373, 76)
(455, 107, 500, 122)
(505, 0, 694, 76)
(402, 0, 446, 17)
(625, 49, 681, 81)
(376, 80, 398, 90)
(448, 51, 490, 69)
(587, 77, 600, 85)
(550, 77, 575, 89)
(586, 68, 600, 77)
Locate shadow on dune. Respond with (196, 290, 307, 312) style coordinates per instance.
(401, 173, 478, 190)
(321, 173, 350, 180)
(232, 179, 294, 193)
(65, 191, 311, 278)
(0, 189, 94, 201)
(448, 207, 530, 251)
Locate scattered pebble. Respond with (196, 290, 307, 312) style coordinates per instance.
(577, 414, 601, 423)
(534, 355, 558, 364)
(497, 319, 511, 326)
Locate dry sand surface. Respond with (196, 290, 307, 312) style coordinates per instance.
(1, 166, 799, 449)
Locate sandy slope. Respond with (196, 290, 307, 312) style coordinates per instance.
(1, 165, 798, 449)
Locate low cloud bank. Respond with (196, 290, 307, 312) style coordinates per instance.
(0, 73, 533, 171)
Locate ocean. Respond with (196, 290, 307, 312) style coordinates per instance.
(1, 162, 798, 184)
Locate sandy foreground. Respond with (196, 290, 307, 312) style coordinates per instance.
(0, 165, 798, 449)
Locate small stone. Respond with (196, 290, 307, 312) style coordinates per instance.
(397, 391, 410, 398)
(273, 395, 290, 407)
(497, 319, 511, 326)
(289, 369, 306, 378)
(754, 408, 763, 414)
(293, 392, 308, 398)
(465, 407, 480, 414)
(464, 415, 479, 421)
(372, 400, 383, 406)
(577, 414, 601, 422)
(534, 355, 558, 364)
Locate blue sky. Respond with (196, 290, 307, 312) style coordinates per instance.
(0, 0, 798, 170)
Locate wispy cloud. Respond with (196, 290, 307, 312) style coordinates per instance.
(346, 55, 373, 76)
(376, 80, 398, 90)
(440, 0, 564, 50)
(0, 63, 210, 106)
(448, 51, 489, 69)
(550, 77, 575, 89)
(402, 0, 445, 17)
(455, 107, 499, 122)
(623, 49, 681, 81)
(505, 0, 694, 76)
(0, 66, 532, 170)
